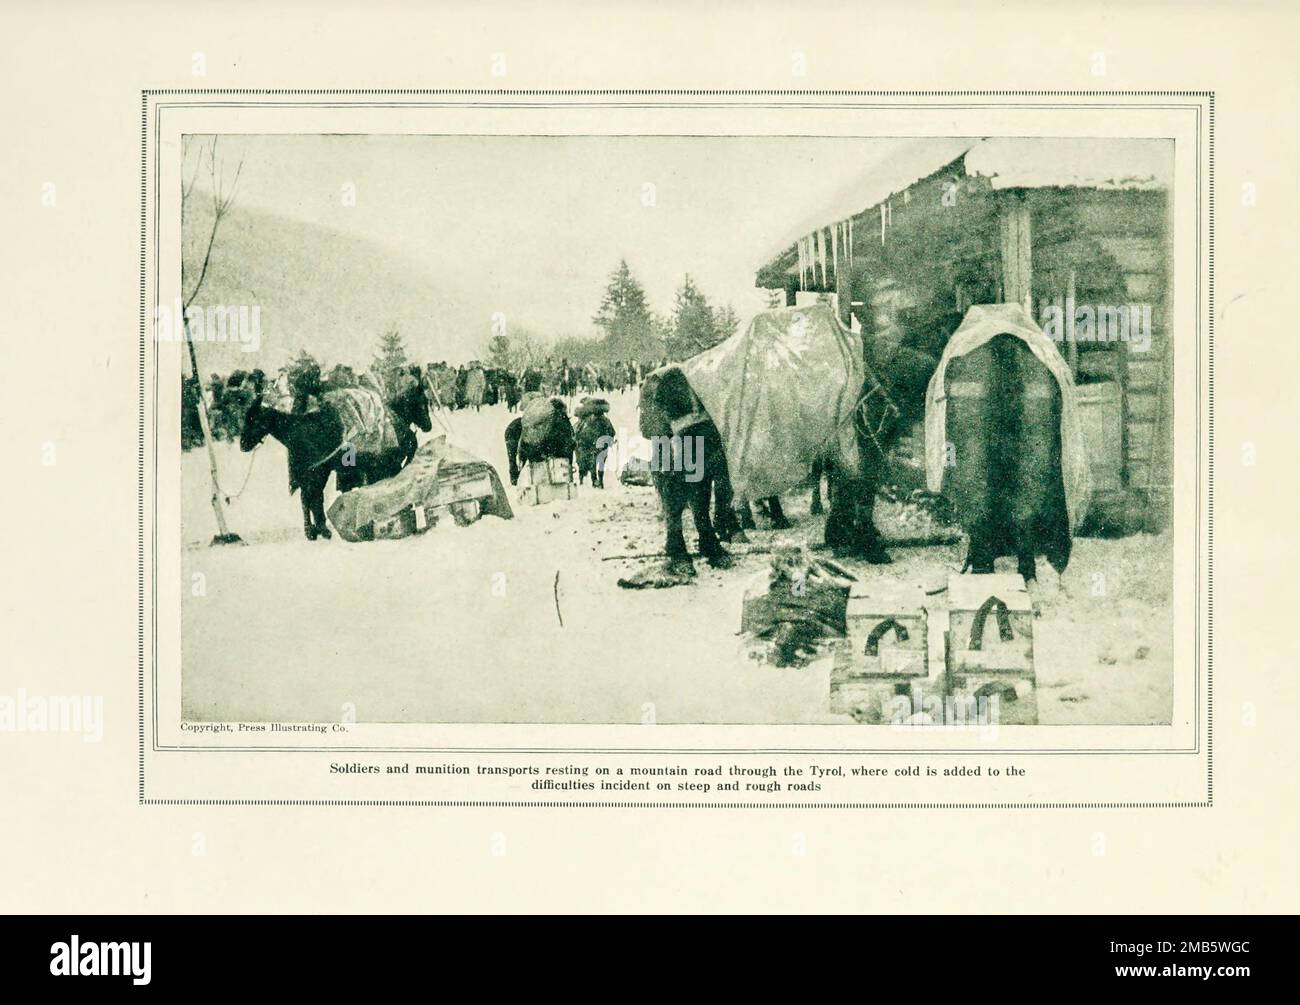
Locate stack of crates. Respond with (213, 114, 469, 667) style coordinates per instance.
(945, 573, 1037, 725)
(523, 457, 577, 505)
(830, 581, 933, 723)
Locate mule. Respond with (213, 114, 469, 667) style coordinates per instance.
(942, 334, 1070, 581)
(639, 338, 936, 575)
(504, 397, 576, 486)
(821, 338, 936, 563)
(334, 370, 432, 492)
(240, 371, 432, 540)
(239, 396, 344, 540)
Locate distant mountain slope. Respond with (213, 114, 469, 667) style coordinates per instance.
(180, 199, 485, 374)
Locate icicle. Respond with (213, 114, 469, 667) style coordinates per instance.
(816, 229, 827, 287)
(831, 221, 840, 279)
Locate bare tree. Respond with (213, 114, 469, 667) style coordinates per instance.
(181, 136, 245, 544)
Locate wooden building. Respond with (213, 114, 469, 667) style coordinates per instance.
(753, 138, 1173, 532)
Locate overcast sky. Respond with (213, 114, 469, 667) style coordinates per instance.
(188, 134, 913, 341)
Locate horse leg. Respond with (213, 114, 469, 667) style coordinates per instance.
(856, 466, 891, 564)
(655, 473, 694, 575)
(736, 498, 756, 531)
(711, 467, 744, 543)
(303, 472, 331, 540)
(312, 489, 332, 540)
(300, 489, 317, 541)
(963, 514, 996, 574)
(810, 457, 825, 515)
(766, 495, 791, 530)
(504, 418, 523, 485)
(824, 473, 861, 555)
(691, 476, 730, 567)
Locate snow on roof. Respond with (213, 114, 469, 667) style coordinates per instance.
(754, 137, 1172, 271)
(751, 138, 976, 270)
(964, 137, 1172, 192)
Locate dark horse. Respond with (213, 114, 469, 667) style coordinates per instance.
(639, 338, 936, 576)
(333, 371, 433, 493)
(638, 367, 739, 573)
(942, 334, 1070, 581)
(239, 370, 432, 540)
(503, 397, 576, 485)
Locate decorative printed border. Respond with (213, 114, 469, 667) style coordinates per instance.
(139, 90, 1213, 807)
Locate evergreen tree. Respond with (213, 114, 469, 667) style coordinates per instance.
(714, 303, 741, 341)
(487, 334, 511, 368)
(593, 259, 659, 359)
(371, 326, 409, 386)
(668, 274, 721, 357)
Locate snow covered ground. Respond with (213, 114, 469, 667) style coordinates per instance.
(181, 389, 1173, 725)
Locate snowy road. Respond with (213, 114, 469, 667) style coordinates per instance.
(181, 390, 1173, 725)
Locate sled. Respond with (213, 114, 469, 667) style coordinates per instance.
(327, 435, 512, 542)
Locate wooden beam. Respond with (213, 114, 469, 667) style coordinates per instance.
(999, 191, 1032, 309)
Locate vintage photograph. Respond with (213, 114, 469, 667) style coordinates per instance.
(176, 132, 1174, 728)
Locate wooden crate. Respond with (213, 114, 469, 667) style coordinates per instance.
(830, 582, 931, 722)
(529, 458, 573, 485)
(945, 573, 1037, 725)
(416, 499, 483, 530)
(428, 470, 495, 507)
(419, 470, 494, 526)
(521, 480, 578, 505)
(829, 677, 917, 723)
(843, 581, 929, 678)
(523, 458, 576, 505)
(372, 506, 418, 540)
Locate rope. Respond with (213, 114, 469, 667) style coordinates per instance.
(218, 443, 260, 504)
(855, 381, 901, 458)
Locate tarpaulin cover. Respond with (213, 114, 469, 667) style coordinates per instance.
(924, 303, 1092, 532)
(520, 394, 566, 451)
(323, 387, 401, 456)
(681, 303, 864, 500)
(327, 434, 513, 541)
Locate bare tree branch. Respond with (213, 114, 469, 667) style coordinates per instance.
(184, 138, 244, 311)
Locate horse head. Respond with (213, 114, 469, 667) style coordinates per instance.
(390, 366, 433, 433)
(239, 394, 270, 452)
(863, 338, 939, 432)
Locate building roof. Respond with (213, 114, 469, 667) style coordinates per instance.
(753, 137, 1173, 274)
(965, 137, 1173, 192)
(751, 138, 975, 271)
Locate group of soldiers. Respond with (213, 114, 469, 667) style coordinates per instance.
(428, 357, 660, 413)
(181, 352, 670, 449)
